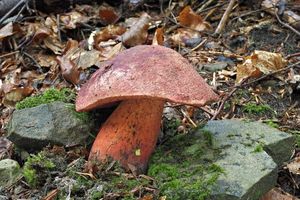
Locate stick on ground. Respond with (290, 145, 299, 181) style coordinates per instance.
(214, 0, 236, 35)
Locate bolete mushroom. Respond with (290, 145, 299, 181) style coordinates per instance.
(76, 45, 218, 173)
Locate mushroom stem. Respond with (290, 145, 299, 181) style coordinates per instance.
(89, 99, 165, 174)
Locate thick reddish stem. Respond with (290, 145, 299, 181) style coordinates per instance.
(89, 99, 164, 173)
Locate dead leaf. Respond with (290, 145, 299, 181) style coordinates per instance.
(178, 6, 211, 31)
(236, 50, 287, 82)
(93, 25, 126, 50)
(60, 11, 89, 29)
(0, 137, 13, 160)
(260, 188, 299, 200)
(56, 56, 80, 85)
(2, 86, 33, 107)
(152, 27, 164, 45)
(170, 28, 201, 46)
(286, 157, 300, 174)
(34, 54, 58, 68)
(139, 194, 153, 200)
(42, 189, 59, 200)
(0, 22, 14, 40)
(96, 42, 125, 63)
(262, 0, 300, 30)
(99, 3, 120, 25)
(44, 37, 64, 55)
(120, 13, 151, 47)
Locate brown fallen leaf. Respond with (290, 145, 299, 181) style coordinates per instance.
(0, 137, 13, 160)
(56, 56, 80, 85)
(152, 27, 164, 45)
(170, 28, 202, 46)
(262, 0, 300, 30)
(120, 13, 151, 47)
(0, 22, 14, 40)
(260, 188, 299, 200)
(93, 25, 126, 50)
(24, 22, 51, 44)
(98, 3, 120, 25)
(44, 36, 64, 55)
(2, 86, 33, 107)
(96, 42, 125, 63)
(286, 157, 300, 175)
(60, 11, 90, 29)
(236, 50, 287, 82)
(178, 6, 211, 31)
(42, 188, 59, 200)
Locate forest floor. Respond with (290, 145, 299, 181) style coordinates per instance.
(0, 0, 300, 199)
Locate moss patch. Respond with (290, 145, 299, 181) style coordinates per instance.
(23, 152, 56, 188)
(64, 104, 91, 123)
(242, 103, 273, 115)
(148, 130, 223, 200)
(16, 88, 76, 110)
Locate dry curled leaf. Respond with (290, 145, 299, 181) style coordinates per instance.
(178, 6, 211, 31)
(236, 50, 287, 82)
(262, 0, 300, 30)
(2, 86, 33, 107)
(56, 56, 80, 85)
(261, 188, 299, 200)
(152, 27, 164, 45)
(0, 137, 13, 160)
(170, 28, 201, 46)
(98, 3, 120, 25)
(60, 11, 90, 29)
(0, 22, 14, 40)
(286, 157, 300, 175)
(120, 13, 151, 47)
(93, 25, 126, 50)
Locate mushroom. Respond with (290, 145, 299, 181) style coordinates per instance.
(76, 45, 218, 173)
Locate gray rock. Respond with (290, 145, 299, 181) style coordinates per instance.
(7, 101, 92, 151)
(203, 119, 295, 200)
(203, 62, 228, 72)
(149, 119, 295, 200)
(0, 159, 21, 187)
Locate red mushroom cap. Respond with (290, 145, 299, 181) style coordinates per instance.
(76, 45, 218, 111)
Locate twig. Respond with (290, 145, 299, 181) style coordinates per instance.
(180, 108, 197, 128)
(211, 78, 248, 120)
(187, 50, 243, 59)
(22, 51, 42, 69)
(57, 14, 62, 43)
(212, 61, 300, 119)
(0, 0, 27, 25)
(196, 0, 216, 13)
(214, 0, 236, 35)
(181, 38, 207, 56)
(285, 52, 300, 60)
(0, 51, 19, 59)
(198, 2, 226, 14)
(236, 60, 300, 88)
(275, 12, 300, 37)
(230, 8, 265, 23)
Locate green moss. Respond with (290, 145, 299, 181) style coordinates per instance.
(163, 118, 181, 138)
(264, 120, 279, 129)
(23, 152, 55, 187)
(252, 143, 264, 153)
(148, 130, 223, 200)
(16, 88, 75, 109)
(91, 191, 103, 200)
(242, 103, 272, 114)
(202, 130, 214, 146)
(65, 104, 91, 123)
(64, 159, 151, 199)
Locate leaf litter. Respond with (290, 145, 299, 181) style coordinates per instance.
(0, 0, 300, 199)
